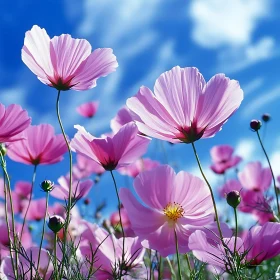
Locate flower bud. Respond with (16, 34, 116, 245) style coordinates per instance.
(41, 180, 54, 192)
(0, 144, 7, 156)
(262, 113, 270, 122)
(84, 198, 90, 205)
(48, 215, 65, 233)
(226, 191, 241, 208)
(250, 120, 262, 131)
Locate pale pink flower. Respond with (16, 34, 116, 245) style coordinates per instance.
(21, 198, 46, 221)
(118, 158, 160, 178)
(127, 66, 243, 143)
(210, 145, 242, 174)
(72, 153, 105, 180)
(7, 124, 67, 165)
(238, 161, 272, 192)
(218, 179, 242, 198)
(1, 246, 52, 279)
(79, 222, 145, 279)
(0, 104, 31, 143)
(71, 122, 150, 171)
(119, 165, 214, 256)
(22, 25, 118, 91)
(51, 175, 93, 201)
(110, 106, 140, 133)
(76, 101, 99, 118)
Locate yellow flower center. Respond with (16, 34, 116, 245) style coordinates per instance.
(163, 202, 184, 222)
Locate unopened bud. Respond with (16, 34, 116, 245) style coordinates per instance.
(226, 191, 241, 208)
(250, 120, 262, 131)
(41, 180, 54, 192)
(0, 144, 7, 156)
(48, 215, 65, 233)
(262, 113, 270, 122)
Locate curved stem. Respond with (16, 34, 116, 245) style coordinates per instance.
(1, 161, 17, 279)
(20, 164, 37, 239)
(233, 207, 238, 255)
(191, 142, 223, 240)
(174, 229, 182, 280)
(56, 89, 73, 277)
(37, 191, 49, 270)
(256, 130, 280, 215)
(109, 170, 125, 270)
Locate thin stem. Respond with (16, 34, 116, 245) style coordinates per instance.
(233, 207, 238, 254)
(185, 253, 193, 277)
(256, 130, 280, 215)
(166, 256, 176, 279)
(20, 164, 37, 239)
(158, 254, 162, 280)
(174, 229, 182, 280)
(53, 233, 58, 280)
(191, 142, 223, 240)
(1, 169, 17, 278)
(109, 170, 125, 270)
(56, 89, 73, 277)
(37, 191, 49, 270)
(148, 249, 153, 280)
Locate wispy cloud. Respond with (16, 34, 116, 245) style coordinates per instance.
(189, 0, 271, 48)
(242, 77, 264, 96)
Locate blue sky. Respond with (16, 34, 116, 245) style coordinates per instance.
(1, 0, 280, 219)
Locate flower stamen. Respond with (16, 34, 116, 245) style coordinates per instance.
(163, 202, 184, 222)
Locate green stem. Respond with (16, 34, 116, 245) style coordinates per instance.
(37, 191, 49, 270)
(20, 164, 37, 239)
(256, 130, 280, 215)
(0, 152, 18, 279)
(185, 253, 193, 277)
(158, 254, 162, 280)
(109, 170, 125, 276)
(191, 142, 223, 240)
(56, 89, 73, 278)
(166, 256, 176, 279)
(174, 229, 182, 280)
(233, 207, 238, 255)
(53, 233, 58, 280)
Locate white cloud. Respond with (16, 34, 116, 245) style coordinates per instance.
(189, 0, 271, 48)
(235, 139, 256, 161)
(241, 85, 280, 118)
(242, 77, 264, 96)
(217, 37, 277, 73)
(270, 151, 280, 177)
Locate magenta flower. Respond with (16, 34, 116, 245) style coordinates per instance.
(79, 222, 145, 279)
(0, 104, 31, 143)
(238, 161, 272, 192)
(210, 145, 242, 174)
(71, 122, 151, 171)
(22, 25, 118, 91)
(218, 179, 242, 198)
(118, 158, 160, 178)
(7, 124, 67, 165)
(127, 66, 243, 143)
(51, 175, 93, 200)
(119, 165, 214, 256)
(76, 101, 99, 118)
(21, 198, 46, 221)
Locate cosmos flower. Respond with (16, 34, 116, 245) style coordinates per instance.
(210, 145, 242, 174)
(71, 122, 150, 171)
(76, 101, 99, 118)
(7, 124, 67, 165)
(0, 104, 31, 143)
(127, 66, 243, 143)
(22, 25, 118, 91)
(119, 165, 215, 256)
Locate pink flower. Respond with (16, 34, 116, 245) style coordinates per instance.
(218, 179, 242, 198)
(21, 198, 46, 221)
(51, 175, 93, 200)
(1, 246, 52, 279)
(110, 106, 140, 133)
(127, 66, 243, 143)
(72, 154, 105, 180)
(119, 165, 214, 256)
(7, 124, 67, 165)
(71, 122, 151, 171)
(238, 161, 272, 192)
(118, 158, 160, 178)
(210, 145, 242, 174)
(76, 101, 99, 118)
(0, 104, 31, 143)
(22, 25, 118, 91)
(79, 222, 145, 279)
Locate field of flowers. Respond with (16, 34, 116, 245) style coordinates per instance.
(0, 25, 279, 280)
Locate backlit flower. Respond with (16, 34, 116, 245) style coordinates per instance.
(22, 25, 118, 91)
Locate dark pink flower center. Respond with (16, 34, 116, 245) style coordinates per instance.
(175, 122, 206, 143)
